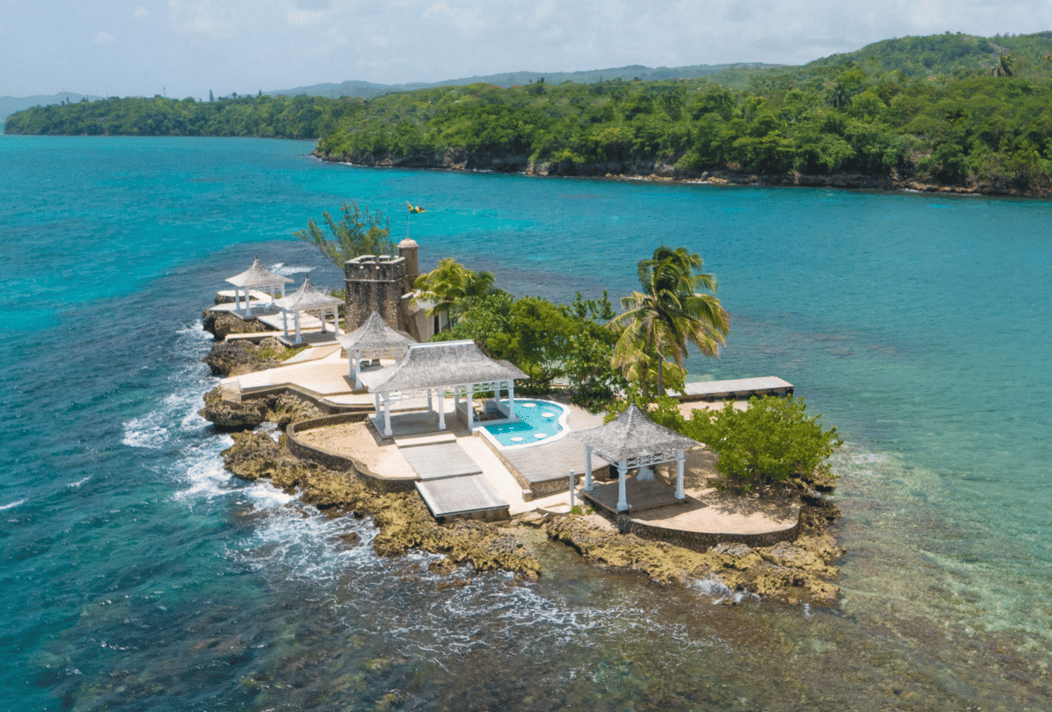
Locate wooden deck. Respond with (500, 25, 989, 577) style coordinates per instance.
(673, 376, 793, 402)
(582, 478, 689, 515)
(401, 442, 483, 481)
(415, 475, 510, 522)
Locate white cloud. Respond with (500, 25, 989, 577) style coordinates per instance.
(134, 5, 150, 20)
(93, 31, 114, 44)
(287, 6, 325, 27)
(166, 0, 243, 38)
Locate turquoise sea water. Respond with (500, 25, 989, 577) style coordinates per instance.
(2, 135, 1051, 710)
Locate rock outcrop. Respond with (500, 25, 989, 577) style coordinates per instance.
(202, 310, 270, 341)
(222, 431, 543, 579)
(199, 387, 325, 432)
(544, 498, 843, 606)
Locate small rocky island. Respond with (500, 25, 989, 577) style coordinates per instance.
(198, 251, 844, 606)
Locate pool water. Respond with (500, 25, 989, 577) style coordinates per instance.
(479, 399, 569, 449)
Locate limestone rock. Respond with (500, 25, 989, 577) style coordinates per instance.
(202, 310, 270, 341)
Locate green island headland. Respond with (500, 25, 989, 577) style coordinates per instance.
(9, 32, 1052, 198)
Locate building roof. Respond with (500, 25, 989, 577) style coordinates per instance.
(360, 340, 527, 393)
(570, 403, 700, 462)
(337, 310, 416, 354)
(225, 258, 294, 289)
(273, 277, 342, 312)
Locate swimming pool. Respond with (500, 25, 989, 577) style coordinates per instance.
(478, 399, 569, 450)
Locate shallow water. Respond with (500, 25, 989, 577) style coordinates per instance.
(1, 135, 1050, 710)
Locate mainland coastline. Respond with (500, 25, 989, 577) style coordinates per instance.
(312, 147, 1043, 199)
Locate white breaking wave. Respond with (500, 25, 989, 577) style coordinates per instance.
(1, 499, 25, 511)
(124, 321, 213, 449)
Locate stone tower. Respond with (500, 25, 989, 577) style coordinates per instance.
(398, 238, 419, 287)
(343, 254, 408, 332)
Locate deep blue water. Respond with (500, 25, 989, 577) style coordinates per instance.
(2, 135, 1051, 711)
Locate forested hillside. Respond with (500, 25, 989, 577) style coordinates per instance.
(8, 32, 1052, 195)
(4, 94, 355, 139)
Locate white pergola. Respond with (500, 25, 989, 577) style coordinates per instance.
(224, 258, 293, 316)
(570, 403, 701, 512)
(271, 277, 342, 344)
(336, 310, 417, 389)
(359, 340, 528, 438)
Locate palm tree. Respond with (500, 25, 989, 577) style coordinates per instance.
(413, 258, 496, 325)
(991, 53, 1015, 78)
(610, 246, 730, 397)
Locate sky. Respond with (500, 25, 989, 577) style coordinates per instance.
(3, 0, 1052, 99)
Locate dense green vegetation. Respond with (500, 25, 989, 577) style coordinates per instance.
(9, 32, 1052, 193)
(411, 259, 625, 408)
(644, 394, 842, 496)
(3, 93, 360, 139)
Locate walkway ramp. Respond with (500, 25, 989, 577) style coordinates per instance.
(673, 376, 793, 402)
(401, 442, 482, 481)
(416, 474, 510, 522)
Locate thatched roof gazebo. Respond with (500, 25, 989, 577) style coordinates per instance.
(571, 403, 701, 512)
(272, 277, 342, 344)
(336, 310, 417, 389)
(360, 339, 528, 438)
(225, 258, 294, 316)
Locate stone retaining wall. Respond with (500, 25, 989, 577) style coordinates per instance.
(286, 413, 418, 494)
(614, 515, 801, 551)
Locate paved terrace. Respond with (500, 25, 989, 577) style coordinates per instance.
(211, 315, 800, 543)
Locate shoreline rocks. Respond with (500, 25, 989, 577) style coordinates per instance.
(312, 148, 1052, 199)
(215, 426, 843, 605)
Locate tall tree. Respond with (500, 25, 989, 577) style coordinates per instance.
(610, 246, 730, 397)
(294, 202, 393, 268)
(413, 258, 496, 324)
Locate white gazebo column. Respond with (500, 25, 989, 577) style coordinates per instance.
(617, 459, 629, 512)
(293, 312, 302, 343)
(584, 447, 594, 492)
(352, 353, 362, 388)
(437, 389, 446, 430)
(675, 450, 685, 500)
(507, 381, 516, 419)
(319, 310, 327, 334)
(281, 311, 290, 339)
(638, 458, 655, 481)
(466, 383, 474, 431)
(427, 388, 433, 412)
(383, 395, 393, 438)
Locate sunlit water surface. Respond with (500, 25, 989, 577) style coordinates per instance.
(1, 135, 1049, 711)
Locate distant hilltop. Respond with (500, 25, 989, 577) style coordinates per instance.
(267, 63, 784, 100)
(0, 93, 102, 129)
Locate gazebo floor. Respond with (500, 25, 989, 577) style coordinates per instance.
(582, 478, 688, 515)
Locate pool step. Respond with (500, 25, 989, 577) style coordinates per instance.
(394, 432, 457, 448)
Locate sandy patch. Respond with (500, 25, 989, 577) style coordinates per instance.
(296, 420, 416, 479)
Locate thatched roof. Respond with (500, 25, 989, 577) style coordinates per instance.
(273, 277, 342, 312)
(570, 403, 700, 462)
(337, 310, 416, 353)
(360, 340, 527, 393)
(225, 258, 294, 289)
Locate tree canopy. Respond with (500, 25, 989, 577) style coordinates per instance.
(294, 202, 394, 268)
(611, 246, 729, 398)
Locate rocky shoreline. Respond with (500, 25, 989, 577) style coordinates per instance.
(313, 147, 1052, 199)
(200, 316, 845, 606)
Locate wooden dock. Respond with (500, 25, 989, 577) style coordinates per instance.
(673, 376, 793, 402)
